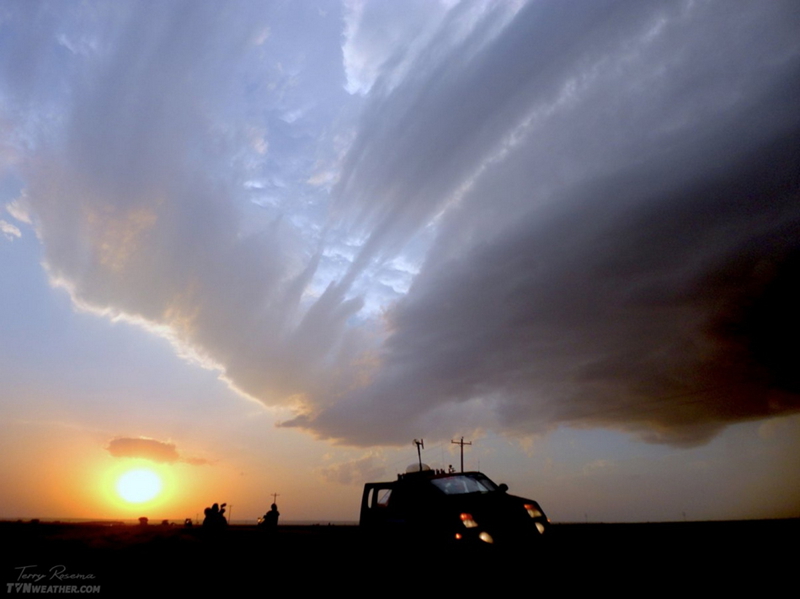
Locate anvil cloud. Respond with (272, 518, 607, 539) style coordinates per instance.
(3, 0, 799, 449)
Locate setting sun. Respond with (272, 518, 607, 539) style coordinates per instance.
(116, 469, 163, 504)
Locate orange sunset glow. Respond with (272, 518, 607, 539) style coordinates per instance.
(1, 0, 799, 532)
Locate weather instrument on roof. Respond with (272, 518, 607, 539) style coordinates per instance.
(412, 439, 424, 472)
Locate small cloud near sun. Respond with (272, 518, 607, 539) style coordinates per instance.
(106, 437, 209, 466)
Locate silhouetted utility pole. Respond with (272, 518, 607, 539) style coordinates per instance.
(271, 492, 280, 504)
(451, 437, 472, 472)
(413, 439, 424, 471)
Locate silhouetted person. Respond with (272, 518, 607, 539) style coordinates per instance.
(203, 502, 228, 528)
(260, 504, 279, 531)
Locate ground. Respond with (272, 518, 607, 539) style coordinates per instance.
(2, 519, 795, 593)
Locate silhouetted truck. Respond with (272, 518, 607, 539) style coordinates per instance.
(360, 466, 549, 548)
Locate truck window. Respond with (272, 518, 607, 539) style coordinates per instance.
(371, 487, 392, 508)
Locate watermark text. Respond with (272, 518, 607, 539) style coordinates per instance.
(8, 567, 99, 594)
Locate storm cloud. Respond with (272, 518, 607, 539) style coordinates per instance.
(287, 0, 800, 445)
(4, 0, 800, 448)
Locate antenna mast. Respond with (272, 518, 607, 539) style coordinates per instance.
(451, 436, 472, 472)
(413, 439, 424, 472)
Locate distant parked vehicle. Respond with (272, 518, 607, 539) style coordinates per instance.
(360, 466, 549, 549)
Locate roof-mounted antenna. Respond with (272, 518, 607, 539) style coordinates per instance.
(450, 436, 472, 473)
(413, 439, 424, 472)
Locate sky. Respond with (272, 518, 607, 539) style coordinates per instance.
(1, 0, 799, 524)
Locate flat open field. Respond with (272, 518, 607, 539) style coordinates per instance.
(3, 519, 796, 593)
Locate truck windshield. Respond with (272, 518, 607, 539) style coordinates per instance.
(430, 474, 498, 495)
